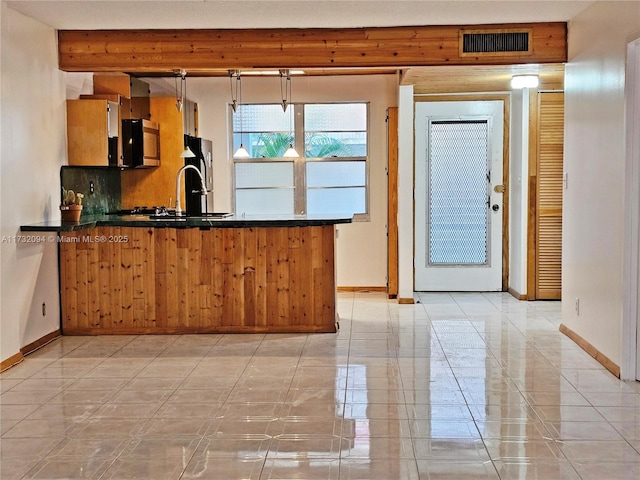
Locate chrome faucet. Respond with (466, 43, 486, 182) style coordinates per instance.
(175, 164, 208, 216)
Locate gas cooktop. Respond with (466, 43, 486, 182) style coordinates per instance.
(109, 207, 232, 218)
(109, 206, 172, 215)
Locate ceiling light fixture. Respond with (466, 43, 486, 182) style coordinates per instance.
(280, 69, 299, 158)
(232, 70, 250, 158)
(511, 75, 539, 89)
(178, 69, 196, 158)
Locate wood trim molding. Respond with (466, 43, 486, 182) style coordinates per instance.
(398, 297, 415, 304)
(501, 95, 511, 292)
(1, 330, 62, 372)
(0, 352, 24, 372)
(337, 286, 387, 293)
(21, 330, 62, 356)
(527, 88, 540, 299)
(559, 324, 621, 378)
(57, 23, 567, 74)
(387, 107, 399, 299)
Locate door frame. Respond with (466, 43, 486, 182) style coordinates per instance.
(414, 94, 511, 291)
(387, 107, 399, 298)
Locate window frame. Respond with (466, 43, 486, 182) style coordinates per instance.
(231, 102, 370, 220)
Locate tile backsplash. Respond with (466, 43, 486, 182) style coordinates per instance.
(60, 166, 121, 215)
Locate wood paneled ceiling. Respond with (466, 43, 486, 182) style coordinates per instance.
(404, 63, 565, 93)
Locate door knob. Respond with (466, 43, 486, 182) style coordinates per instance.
(492, 204, 500, 212)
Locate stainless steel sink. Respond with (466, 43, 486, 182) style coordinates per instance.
(187, 213, 233, 219)
(148, 212, 232, 220)
(116, 214, 157, 221)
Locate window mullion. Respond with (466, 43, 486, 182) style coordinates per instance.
(294, 103, 306, 215)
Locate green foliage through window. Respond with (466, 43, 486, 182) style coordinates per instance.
(305, 133, 352, 158)
(254, 133, 294, 158)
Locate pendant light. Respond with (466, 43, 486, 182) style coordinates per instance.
(283, 143, 299, 158)
(280, 69, 299, 158)
(174, 69, 184, 112)
(178, 69, 196, 158)
(229, 69, 238, 113)
(180, 146, 196, 158)
(232, 70, 250, 158)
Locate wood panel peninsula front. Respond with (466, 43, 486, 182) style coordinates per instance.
(23, 215, 352, 335)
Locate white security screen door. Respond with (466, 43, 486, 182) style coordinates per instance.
(415, 101, 504, 291)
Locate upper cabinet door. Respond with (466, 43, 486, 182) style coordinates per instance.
(66, 99, 121, 167)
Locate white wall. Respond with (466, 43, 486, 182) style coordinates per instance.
(509, 88, 529, 296)
(148, 74, 397, 288)
(397, 85, 414, 300)
(563, 1, 640, 366)
(0, 4, 66, 363)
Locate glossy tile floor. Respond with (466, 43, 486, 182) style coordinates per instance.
(2, 292, 640, 479)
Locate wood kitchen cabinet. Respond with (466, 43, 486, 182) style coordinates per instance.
(93, 73, 151, 120)
(66, 98, 122, 167)
(121, 96, 190, 207)
(68, 74, 159, 168)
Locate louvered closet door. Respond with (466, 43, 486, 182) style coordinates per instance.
(536, 92, 564, 299)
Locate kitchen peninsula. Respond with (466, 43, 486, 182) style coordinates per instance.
(22, 214, 351, 335)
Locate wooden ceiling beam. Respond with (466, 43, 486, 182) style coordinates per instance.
(58, 23, 566, 74)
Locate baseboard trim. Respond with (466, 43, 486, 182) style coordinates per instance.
(0, 330, 62, 373)
(559, 324, 621, 378)
(398, 297, 415, 304)
(337, 286, 387, 293)
(21, 330, 62, 356)
(0, 352, 24, 372)
(508, 287, 527, 300)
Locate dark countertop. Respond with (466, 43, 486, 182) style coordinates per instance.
(20, 213, 353, 232)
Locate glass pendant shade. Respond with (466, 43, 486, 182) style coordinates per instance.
(234, 144, 250, 158)
(180, 146, 196, 158)
(283, 144, 299, 158)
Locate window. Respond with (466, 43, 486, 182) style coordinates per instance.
(232, 103, 368, 217)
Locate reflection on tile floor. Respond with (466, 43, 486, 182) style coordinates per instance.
(2, 292, 640, 479)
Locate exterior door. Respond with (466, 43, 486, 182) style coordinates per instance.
(415, 101, 504, 291)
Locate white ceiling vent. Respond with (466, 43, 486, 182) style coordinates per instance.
(460, 29, 532, 57)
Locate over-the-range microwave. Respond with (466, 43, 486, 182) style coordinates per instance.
(121, 119, 160, 168)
